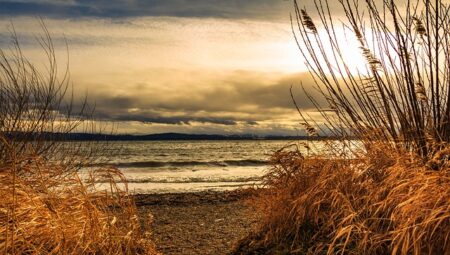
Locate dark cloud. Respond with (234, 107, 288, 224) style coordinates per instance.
(0, 0, 294, 20)
(0, 32, 174, 51)
(111, 115, 238, 125)
(105, 96, 135, 109)
(88, 71, 327, 126)
(151, 72, 323, 113)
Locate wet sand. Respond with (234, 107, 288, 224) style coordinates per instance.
(135, 190, 260, 255)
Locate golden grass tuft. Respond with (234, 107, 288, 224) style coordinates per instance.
(0, 24, 159, 254)
(233, 144, 450, 254)
(0, 154, 159, 254)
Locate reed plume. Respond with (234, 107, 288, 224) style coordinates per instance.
(291, 0, 450, 161)
(233, 0, 450, 254)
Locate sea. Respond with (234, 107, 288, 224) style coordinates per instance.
(82, 140, 312, 194)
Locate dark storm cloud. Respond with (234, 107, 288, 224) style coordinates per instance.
(106, 114, 238, 125)
(89, 72, 326, 126)
(152, 72, 322, 113)
(0, 0, 294, 20)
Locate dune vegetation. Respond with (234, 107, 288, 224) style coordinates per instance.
(234, 0, 450, 254)
(234, 142, 449, 254)
(0, 24, 158, 254)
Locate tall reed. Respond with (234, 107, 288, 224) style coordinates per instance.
(0, 23, 158, 254)
(233, 1, 450, 253)
(292, 0, 450, 160)
(0, 20, 94, 165)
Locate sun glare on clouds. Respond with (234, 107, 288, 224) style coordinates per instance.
(0, 13, 336, 135)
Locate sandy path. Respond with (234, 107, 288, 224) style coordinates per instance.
(135, 191, 260, 255)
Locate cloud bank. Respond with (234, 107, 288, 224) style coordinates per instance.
(0, 0, 292, 20)
(0, 1, 337, 135)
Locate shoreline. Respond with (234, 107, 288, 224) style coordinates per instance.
(133, 189, 257, 206)
(135, 189, 260, 255)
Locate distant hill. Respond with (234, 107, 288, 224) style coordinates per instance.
(3, 132, 345, 141)
(57, 132, 312, 141)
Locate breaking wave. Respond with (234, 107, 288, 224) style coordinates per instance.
(92, 159, 268, 168)
(95, 176, 263, 184)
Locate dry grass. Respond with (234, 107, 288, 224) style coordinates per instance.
(0, 23, 159, 254)
(233, 143, 450, 254)
(233, 0, 450, 253)
(0, 152, 159, 254)
(291, 0, 450, 159)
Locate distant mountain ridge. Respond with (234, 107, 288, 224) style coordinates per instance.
(3, 132, 336, 141)
(54, 132, 314, 141)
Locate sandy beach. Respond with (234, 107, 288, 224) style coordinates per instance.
(135, 190, 260, 255)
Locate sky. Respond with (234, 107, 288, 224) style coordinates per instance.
(0, 0, 338, 135)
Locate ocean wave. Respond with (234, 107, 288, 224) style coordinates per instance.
(91, 159, 268, 168)
(95, 176, 262, 184)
